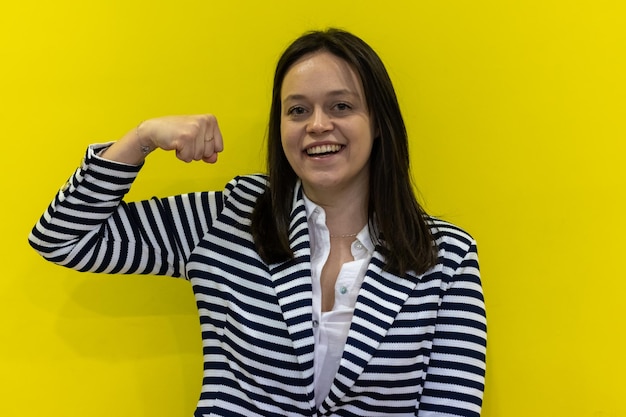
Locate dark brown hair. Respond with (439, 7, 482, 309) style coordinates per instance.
(251, 28, 437, 276)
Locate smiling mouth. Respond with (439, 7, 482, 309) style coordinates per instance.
(306, 144, 343, 156)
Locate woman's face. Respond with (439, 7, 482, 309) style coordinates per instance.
(280, 51, 375, 202)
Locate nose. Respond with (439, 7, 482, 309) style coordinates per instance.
(306, 107, 333, 134)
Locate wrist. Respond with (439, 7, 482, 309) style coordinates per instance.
(136, 121, 154, 156)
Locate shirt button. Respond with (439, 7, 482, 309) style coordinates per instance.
(312, 319, 319, 328)
(339, 286, 348, 295)
(355, 243, 363, 250)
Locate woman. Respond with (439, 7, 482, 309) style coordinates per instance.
(29, 29, 486, 417)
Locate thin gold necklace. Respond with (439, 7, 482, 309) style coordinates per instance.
(329, 232, 358, 238)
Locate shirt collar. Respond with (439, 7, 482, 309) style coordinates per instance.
(301, 189, 375, 255)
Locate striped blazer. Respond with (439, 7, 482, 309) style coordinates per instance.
(29, 145, 487, 417)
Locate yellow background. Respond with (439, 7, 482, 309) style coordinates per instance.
(1, 1, 624, 416)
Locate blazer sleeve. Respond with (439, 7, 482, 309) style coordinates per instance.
(418, 239, 487, 417)
(28, 144, 227, 278)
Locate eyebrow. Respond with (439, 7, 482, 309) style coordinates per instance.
(282, 89, 359, 102)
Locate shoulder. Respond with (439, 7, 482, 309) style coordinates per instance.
(223, 174, 268, 200)
(215, 174, 269, 221)
(427, 217, 478, 272)
(428, 217, 475, 249)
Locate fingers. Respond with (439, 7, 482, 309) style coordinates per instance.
(170, 114, 223, 163)
(210, 117, 224, 153)
(201, 115, 223, 164)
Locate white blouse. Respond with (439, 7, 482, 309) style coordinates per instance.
(303, 195, 374, 407)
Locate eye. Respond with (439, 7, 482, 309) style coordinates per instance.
(334, 102, 352, 112)
(287, 106, 307, 116)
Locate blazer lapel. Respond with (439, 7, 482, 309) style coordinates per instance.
(268, 183, 422, 414)
(268, 182, 316, 405)
(319, 250, 421, 413)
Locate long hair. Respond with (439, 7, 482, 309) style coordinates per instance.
(251, 28, 437, 276)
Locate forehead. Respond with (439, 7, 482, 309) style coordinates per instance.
(281, 51, 365, 98)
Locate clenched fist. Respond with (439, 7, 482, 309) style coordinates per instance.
(101, 114, 224, 165)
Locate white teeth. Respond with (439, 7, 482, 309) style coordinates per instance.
(306, 144, 342, 155)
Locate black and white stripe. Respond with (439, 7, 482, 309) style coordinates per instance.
(29, 145, 486, 417)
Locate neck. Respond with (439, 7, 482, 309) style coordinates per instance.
(303, 184, 368, 238)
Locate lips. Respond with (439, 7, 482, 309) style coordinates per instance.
(305, 144, 343, 156)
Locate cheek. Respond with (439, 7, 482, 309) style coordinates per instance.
(280, 123, 298, 150)
(279, 131, 289, 154)
(279, 132, 297, 169)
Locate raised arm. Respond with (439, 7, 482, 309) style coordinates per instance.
(101, 114, 224, 165)
(28, 115, 226, 278)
